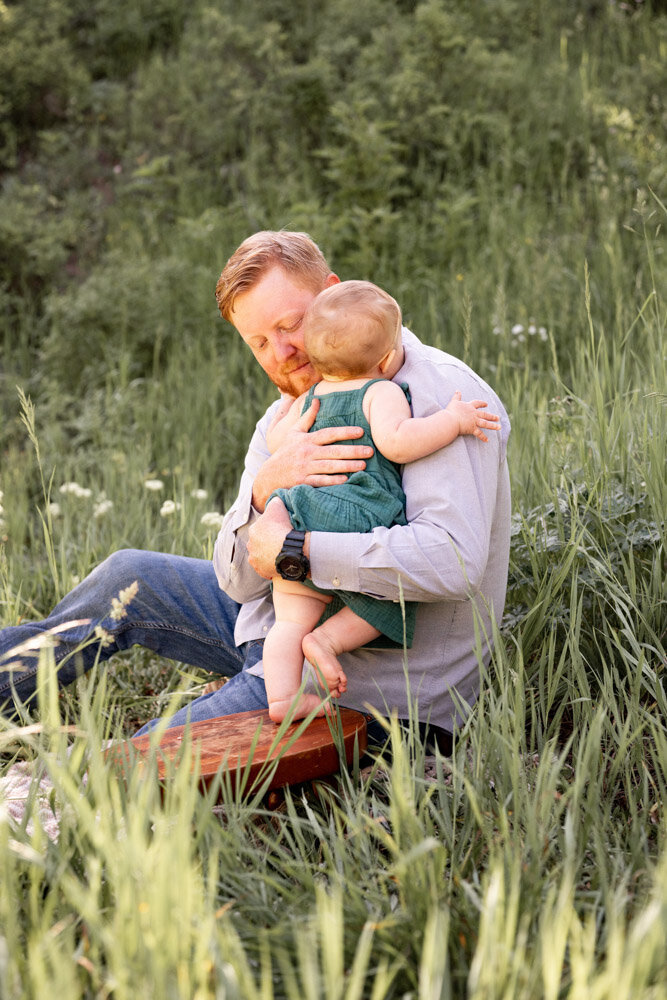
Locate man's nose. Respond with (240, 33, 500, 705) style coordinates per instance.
(272, 335, 297, 362)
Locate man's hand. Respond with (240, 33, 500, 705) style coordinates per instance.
(247, 499, 302, 579)
(252, 397, 374, 512)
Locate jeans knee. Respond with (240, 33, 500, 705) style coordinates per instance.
(98, 548, 146, 584)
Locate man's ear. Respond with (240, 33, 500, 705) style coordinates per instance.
(378, 349, 396, 374)
(324, 272, 340, 288)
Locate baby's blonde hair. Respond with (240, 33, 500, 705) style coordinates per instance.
(303, 280, 401, 378)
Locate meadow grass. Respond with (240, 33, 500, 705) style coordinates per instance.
(0, 4, 665, 992)
(0, 240, 664, 997)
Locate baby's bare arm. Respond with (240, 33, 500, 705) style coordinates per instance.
(368, 383, 501, 464)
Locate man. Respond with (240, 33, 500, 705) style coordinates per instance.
(0, 231, 511, 751)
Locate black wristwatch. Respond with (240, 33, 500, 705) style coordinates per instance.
(275, 529, 310, 582)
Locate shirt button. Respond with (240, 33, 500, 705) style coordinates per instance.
(262, 625, 268, 633)
(332, 577, 341, 587)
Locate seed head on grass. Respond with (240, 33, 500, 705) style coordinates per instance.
(110, 581, 139, 621)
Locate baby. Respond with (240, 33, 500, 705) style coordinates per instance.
(262, 280, 500, 722)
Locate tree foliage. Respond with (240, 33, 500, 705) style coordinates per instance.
(0, 0, 664, 415)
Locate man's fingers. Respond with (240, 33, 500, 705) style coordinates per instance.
(306, 442, 373, 464)
(295, 397, 320, 431)
(304, 474, 350, 488)
(311, 451, 371, 466)
(308, 424, 367, 445)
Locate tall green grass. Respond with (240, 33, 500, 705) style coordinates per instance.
(1, 248, 664, 996)
(0, 2, 665, 995)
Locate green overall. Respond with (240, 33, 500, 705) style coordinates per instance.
(270, 380, 416, 647)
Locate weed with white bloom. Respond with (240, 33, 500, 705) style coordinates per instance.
(160, 500, 181, 517)
(144, 479, 164, 492)
(190, 488, 208, 500)
(59, 482, 92, 498)
(493, 318, 549, 347)
(200, 511, 224, 529)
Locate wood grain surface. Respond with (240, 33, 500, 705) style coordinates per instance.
(107, 708, 368, 795)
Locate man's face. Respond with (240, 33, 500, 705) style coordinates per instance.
(231, 266, 337, 398)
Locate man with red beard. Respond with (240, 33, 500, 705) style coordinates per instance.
(0, 231, 511, 753)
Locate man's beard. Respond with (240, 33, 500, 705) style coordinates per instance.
(273, 360, 318, 398)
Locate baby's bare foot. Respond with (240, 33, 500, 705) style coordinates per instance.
(302, 632, 348, 696)
(268, 692, 330, 724)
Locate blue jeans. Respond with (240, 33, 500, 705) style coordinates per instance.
(0, 548, 453, 754)
(0, 549, 269, 733)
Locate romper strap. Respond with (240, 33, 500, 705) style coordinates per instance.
(300, 383, 319, 415)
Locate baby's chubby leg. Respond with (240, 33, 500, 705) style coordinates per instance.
(302, 608, 381, 696)
(264, 579, 332, 724)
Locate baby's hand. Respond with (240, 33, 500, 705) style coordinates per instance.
(446, 390, 501, 442)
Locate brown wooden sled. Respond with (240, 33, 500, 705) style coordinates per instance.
(107, 707, 367, 797)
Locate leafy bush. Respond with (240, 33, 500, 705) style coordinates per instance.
(0, 0, 89, 169)
(68, 0, 190, 79)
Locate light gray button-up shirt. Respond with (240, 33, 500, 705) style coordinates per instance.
(213, 329, 511, 733)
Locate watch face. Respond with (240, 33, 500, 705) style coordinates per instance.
(279, 555, 307, 581)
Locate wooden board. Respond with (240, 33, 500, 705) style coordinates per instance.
(107, 708, 367, 795)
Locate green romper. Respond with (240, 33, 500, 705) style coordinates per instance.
(269, 380, 417, 647)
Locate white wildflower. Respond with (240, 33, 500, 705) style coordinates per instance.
(0, 504, 3, 516)
(93, 499, 114, 519)
(144, 479, 164, 492)
(511, 324, 524, 335)
(492, 325, 502, 335)
(160, 499, 181, 517)
(190, 488, 208, 501)
(59, 482, 92, 498)
(539, 327, 548, 341)
(48, 502, 62, 518)
(528, 324, 537, 335)
(201, 511, 224, 530)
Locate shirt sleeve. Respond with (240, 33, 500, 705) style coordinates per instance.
(212, 402, 279, 603)
(309, 364, 509, 604)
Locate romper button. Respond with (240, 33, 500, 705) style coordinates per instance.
(262, 625, 268, 633)
(332, 577, 341, 587)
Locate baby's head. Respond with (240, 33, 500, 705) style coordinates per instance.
(303, 280, 402, 379)
(303, 281, 401, 379)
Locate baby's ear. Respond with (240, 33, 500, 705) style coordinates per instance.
(378, 349, 396, 374)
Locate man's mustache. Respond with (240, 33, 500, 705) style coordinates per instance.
(280, 358, 310, 376)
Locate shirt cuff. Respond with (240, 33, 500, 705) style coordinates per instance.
(309, 531, 362, 593)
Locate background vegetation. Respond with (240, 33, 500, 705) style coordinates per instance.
(0, 0, 665, 997)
